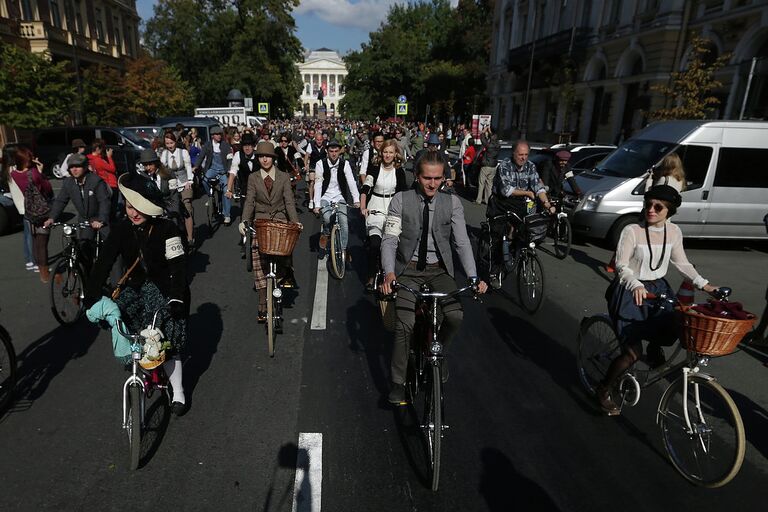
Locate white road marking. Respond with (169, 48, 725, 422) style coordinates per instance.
(292, 432, 323, 512)
(310, 258, 328, 330)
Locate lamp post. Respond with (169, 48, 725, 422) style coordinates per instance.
(520, 6, 539, 140)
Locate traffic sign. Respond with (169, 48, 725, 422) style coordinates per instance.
(396, 103, 408, 115)
(397, 95, 407, 103)
(258, 102, 269, 115)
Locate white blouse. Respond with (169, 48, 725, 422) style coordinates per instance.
(616, 222, 708, 291)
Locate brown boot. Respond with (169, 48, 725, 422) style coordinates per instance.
(319, 234, 328, 250)
(39, 265, 50, 283)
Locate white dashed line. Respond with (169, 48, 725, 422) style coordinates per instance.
(292, 432, 323, 512)
(310, 258, 328, 330)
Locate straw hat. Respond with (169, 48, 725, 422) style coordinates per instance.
(118, 173, 165, 217)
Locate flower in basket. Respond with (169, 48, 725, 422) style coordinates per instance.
(140, 327, 167, 361)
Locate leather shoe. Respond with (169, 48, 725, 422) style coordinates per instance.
(596, 385, 620, 416)
(388, 383, 406, 405)
(171, 401, 189, 417)
(345, 252, 352, 263)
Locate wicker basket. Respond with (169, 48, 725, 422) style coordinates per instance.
(139, 351, 166, 370)
(676, 305, 756, 356)
(255, 219, 302, 256)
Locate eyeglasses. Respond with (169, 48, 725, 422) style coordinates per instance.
(645, 201, 667, 213)
(280, 140, 289, 143)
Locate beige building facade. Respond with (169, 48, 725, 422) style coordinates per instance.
(487, 0, 768, 144)
(296, 48, 347, 117)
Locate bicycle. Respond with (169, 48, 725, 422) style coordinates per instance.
(0, 313, 17, 411)
(204, 175, 224, 227)
(320, 202, 352, 280)
(476, 210, 547, 314)
(546, 198, 571, 260)
(48, 222, 101, 325)
(577, 287, 748, 487)
(393, 281, 479, 491)
(366, 210, 396, 328)
(116, 304, 172, 471)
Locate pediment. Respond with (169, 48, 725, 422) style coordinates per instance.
(299, 59, 347, 71)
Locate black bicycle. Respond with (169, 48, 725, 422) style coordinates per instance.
(547, 198, 571, 260)
(477, 210, 547, 313)
(48, 222, 101, 325)
(394, 281, 479, 491)
(205, 176, 224, 227)
(0, 313, 16, 411)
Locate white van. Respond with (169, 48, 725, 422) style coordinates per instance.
(569, 120, 768, 244)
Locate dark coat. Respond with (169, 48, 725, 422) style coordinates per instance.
(49, 172, 111, 238)
(196, 140, 233, 173)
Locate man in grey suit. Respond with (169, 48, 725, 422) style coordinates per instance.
(380, 151, 488, 405)
(195, 125, 234, 224)
(43, 153, 111, 268)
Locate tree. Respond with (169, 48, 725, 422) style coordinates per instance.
(122, 50, 196, 122)
(648, 35, 730, 121)
(0, 41, 77, 128)
(82, 64, 126, 125)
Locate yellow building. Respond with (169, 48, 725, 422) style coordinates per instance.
(487, 0, 768, 144)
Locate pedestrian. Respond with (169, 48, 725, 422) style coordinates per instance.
(5, 147, 35, 271)
(475, 127, 500, 204)
(55, 138, 87, 179)
(88, 139, 118, 219)
(644, 153, 686, 192)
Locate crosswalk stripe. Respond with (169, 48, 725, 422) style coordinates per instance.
(310, 258, 328, 330)
(292, 432, 323, 512)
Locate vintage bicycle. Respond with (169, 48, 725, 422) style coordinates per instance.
(204, 175, 224, 227)
(320, 202, 353, 280)
(546, 197, 571, 260)
(577, 287, 755, 487)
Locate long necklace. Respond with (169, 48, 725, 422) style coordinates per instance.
(645, 224, 667, 272)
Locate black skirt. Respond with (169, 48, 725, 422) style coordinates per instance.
(606, 278, 677, 347)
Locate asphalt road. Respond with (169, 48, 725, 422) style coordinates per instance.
(1, 183, 767, 511)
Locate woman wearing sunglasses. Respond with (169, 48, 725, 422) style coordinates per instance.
(597, 184, 721, 415)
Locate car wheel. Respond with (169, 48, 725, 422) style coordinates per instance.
(609, 214, 641, 248)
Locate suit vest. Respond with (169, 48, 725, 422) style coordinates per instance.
(320, 157, 352, 203)
(395, 190, 454, 277)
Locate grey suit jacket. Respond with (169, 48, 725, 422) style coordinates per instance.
(241, 168, 299, 224)
(196, 140, 233, 173)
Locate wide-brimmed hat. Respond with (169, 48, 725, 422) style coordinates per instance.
(210, 126, 224, 135)
(118, 173, 165, 217)
(71, 138, 86, 149)
(241, 132, 257, 146)
(139, 149, 160, 165)
(67, 153, 88, 167)
(426, 133, 440, 145)
(645, 184, 682, 208)
(255, 141, 277, 158)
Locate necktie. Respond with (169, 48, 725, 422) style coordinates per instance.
(417, 198, 431, 270)
(170, 154, 177, 170)
(264, 174, 273, 193)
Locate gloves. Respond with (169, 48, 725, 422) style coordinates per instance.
(169, 299, 186, 319)
(239, 221, 247, 236)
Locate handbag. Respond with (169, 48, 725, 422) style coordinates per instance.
(23, 169, 51, 225)
(111, 226, 153, 300)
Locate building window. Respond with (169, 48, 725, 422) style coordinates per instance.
(20, 0, 34, 21)
(50, 0, 63, 27)
(125, 24, 134, 55)
(95, 8, 104, 41)
(113, 17, 121, 52)
(75, 11, 83, 34)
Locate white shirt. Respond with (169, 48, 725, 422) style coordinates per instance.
(360, 148, 377, 176)
(160, 148, 193, 182)
(229, 151, 257, 175)
(314, 158, 360, 204)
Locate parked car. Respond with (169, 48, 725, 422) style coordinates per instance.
(32, 126, 150, 178)
(124, 126, 162, 142)
(156, 117, 222, 143)
(569, 120, 768, 244)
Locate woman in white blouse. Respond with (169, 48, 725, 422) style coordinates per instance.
(598, 185, 719, 415)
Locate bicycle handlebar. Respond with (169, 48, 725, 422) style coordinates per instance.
(391, 281, 477, 300)
(47, 221, 92, 230)
(645, 286, 732, 304)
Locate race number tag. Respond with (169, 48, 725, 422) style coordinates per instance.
(384, 216, 402, 237)
(165, 236, 184, 259)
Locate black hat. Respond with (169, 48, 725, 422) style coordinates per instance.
(118, 173, 165, 217)
(327, 140, 342, 149)
(644, 184, 682, 209)
(67, 153, 88, 167)
(71, 138, 86, 149)
(139, 149, 160, 165)
(241, 132, 257, 146)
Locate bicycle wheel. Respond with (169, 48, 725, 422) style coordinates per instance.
(657, 374, 745, 487)
(127, 384, 142, 471)
(0, 328, 17, 411)
(50, 259, 85, 325)
(405, 350, 420, 404)
(577, 315, 620, 396)
(516, 251, 545, 313)
(207, 190, 216, 227)
(266, 278, 275, 358)
(423, 363, 443, 491)
(552, 216, 572, 260)
(329, 224, 345, 280)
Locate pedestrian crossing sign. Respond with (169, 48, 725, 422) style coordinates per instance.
(258, 103, 269, 114)
(396, 103, 408, 115)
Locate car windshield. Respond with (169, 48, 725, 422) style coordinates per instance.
(118, 129, 151, 148)
(593, 139, 675, 178)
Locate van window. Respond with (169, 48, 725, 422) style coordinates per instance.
(714, 148, 768, 188)
(35, 131, 66, 146)
(677, 145, 712, 190)
(68, 128, 94, 146)
(594, 139, 674, 178)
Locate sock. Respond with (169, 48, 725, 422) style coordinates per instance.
(163, 358, 185, 404)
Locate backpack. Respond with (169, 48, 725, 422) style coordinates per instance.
(24, 170, 51, 225)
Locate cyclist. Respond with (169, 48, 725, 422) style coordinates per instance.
(313, 140, 359, 259)
(360, 139, 408, 290)
(55, 138, 87, 179)
(136, 149, 187, 238)
(159, 132, 195, 247)
(598, 185, 719, 416)
(538, 150, 582, 198)
(196, 126, 233, 225)
(304, 131, 326, 209)
(85, 173, 190, 416)
(359, 131, 384, 186)
(380, 152, 488, 405)
(239, 141, 301, 321)
(226, 131, 259, 205)
(88, 139, 118, 219)
(43, 153, 110, 269)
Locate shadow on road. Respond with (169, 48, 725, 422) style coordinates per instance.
(262, 442, 308, 512)
(391, 403, 430, 489)
(184, 302, 223, 398)
(726, 388, 768, 461)
(138, 394, 171, 470)
(479, 447, 560, 511)
(345, 297, 391, 396)
(569, 247, 611, 283)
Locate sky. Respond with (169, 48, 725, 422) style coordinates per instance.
(135, 0, 458, 56)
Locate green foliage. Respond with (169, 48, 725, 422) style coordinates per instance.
(0, 41, 77, 128)
(649, 35, 730, 121)
(341, 0, 494, 122)
(144, 0, 303, 116)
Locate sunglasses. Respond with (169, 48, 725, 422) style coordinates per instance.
(645, 201, 667, 213)
(280, 140, 289, 143)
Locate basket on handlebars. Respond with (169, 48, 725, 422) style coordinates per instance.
(522, 213, 548, 245)
(676, 305, 756, 356)
(254, 219, 302, 256)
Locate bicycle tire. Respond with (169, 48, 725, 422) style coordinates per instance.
(576, 315, 620, 397)
(424, 363, 442, 491)
(207, 189, 216, 227)
(657, 374, 745, 488)
(127, 384, 142, 471)
(50, 259, 85, 325)
(246, 228, 253, 273)
(405, 350, 420, 404)
(553, 216, 572, 260)
(329, 224, 345, 279)
(516, 251, 545, 313)
(0, 328, 17, 411)
(267, 278, 275, 358)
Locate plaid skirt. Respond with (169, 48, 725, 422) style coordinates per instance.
(115, 281, 187, 355)
(251, 236, 268, 290)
